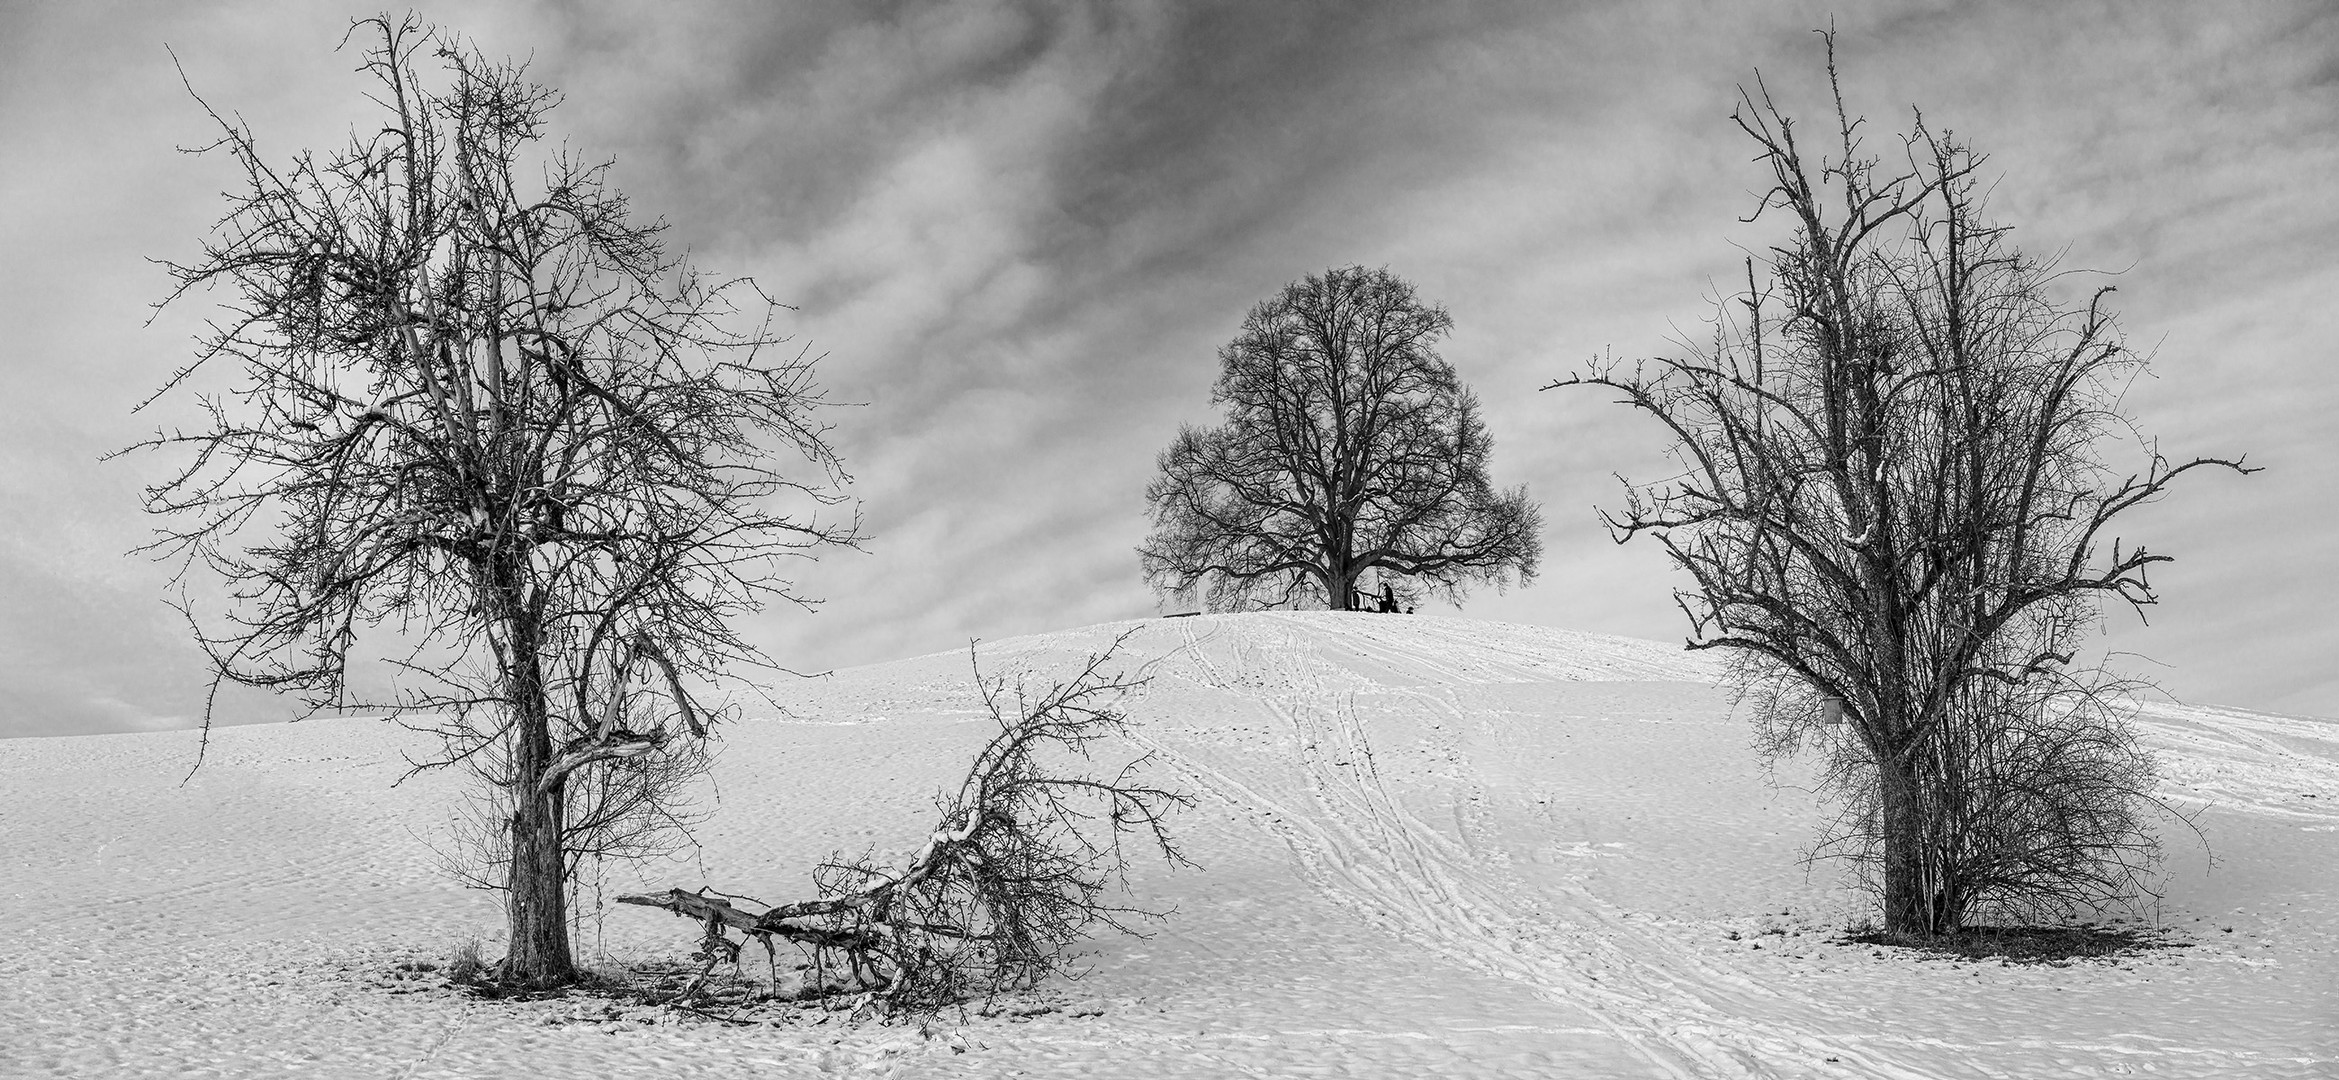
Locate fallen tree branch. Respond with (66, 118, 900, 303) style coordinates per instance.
(620, 632, 1192, 1014)
(617, 888, 761, 934)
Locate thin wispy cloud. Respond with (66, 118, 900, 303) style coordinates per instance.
(1, 0, 2330, 737)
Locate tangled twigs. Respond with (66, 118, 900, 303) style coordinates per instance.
(621, 631, 1193, 1015)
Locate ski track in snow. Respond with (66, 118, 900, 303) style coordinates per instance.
(1143, 616, 1943, 1080)
(2137, 701, 2339, 824)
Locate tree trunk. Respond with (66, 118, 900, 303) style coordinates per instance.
(504, 759, 573, 984)
(1326, 564, 1357, 610)
(495, 567, 576, 987)
(1877, 752, 1929, 937)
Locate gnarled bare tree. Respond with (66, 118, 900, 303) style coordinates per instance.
(1142, 266, 1541, 612)
(1548, 38, 2251, 936)
(126, 16, 858, 987)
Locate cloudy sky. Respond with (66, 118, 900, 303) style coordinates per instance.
(3, 0, 2333, 738)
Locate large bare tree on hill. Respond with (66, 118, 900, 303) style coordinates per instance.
(1142, 266, 1541, 612)
(126, 16, 858, 987)
(1549, 39, 2252, 936)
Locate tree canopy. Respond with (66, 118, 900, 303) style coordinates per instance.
(1142, 266, 1540, 612)
(129, 15, 858, 986)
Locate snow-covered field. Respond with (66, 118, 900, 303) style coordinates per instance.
(4, 613, 2333, 1078)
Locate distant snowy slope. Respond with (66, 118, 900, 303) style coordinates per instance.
(3, 613, 2332, 1078)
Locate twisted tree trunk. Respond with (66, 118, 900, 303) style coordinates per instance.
(495, 563, 576, 987)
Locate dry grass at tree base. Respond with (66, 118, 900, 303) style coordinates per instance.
(1841, 922, 2193, 965)
(375, 946, 1097, 1030)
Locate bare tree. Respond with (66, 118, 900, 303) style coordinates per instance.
(1141, 266, 1541, 612)
(1547, 38, 2251, 936)
(124, 16, 858, 987)
(1741, 645, 2168, 932)
(621, 635, 1191, 1015)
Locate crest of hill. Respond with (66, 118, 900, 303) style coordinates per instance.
(802, 612, 1726, 713)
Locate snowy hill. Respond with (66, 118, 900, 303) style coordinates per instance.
(5, 613, 2334, 1077)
